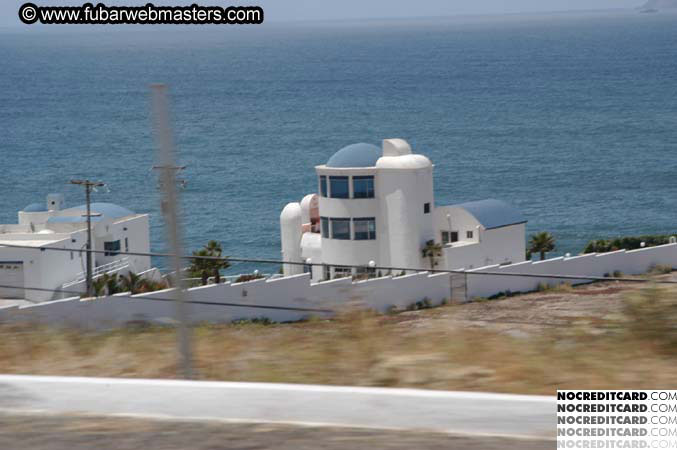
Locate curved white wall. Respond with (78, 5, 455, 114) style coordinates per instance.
(280, 202, 303, 275)
(316, 168, 381, 270)
(377, 162, 435, 270)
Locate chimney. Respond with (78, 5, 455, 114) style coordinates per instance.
(46, 193, 65, 211)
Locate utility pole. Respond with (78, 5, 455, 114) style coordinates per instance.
(150, 83, 193, 379)
(70, 179, 105, 297)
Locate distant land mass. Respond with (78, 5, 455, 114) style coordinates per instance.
(639, 0, 677, 10)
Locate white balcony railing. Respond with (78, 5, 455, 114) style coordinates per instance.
(62, 257, 130, 289)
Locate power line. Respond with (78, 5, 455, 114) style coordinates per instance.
(1, 241, 675, 284)
(0, 283, 333, 314)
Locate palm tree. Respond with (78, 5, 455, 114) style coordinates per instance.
(189, 240, 230, 285)
(528, 232, 556, 261)
(119, 271, 143, 294)
(422, 240, 443, 270)
(92, 276, 107, 297)
(105, 273, 120, 295)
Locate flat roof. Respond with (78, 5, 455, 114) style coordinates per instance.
(0, 238, 65, 248)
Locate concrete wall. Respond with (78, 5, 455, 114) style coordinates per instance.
(2, 244, 675, 329)
(465, 243, 677, 299)
(1, 270, 450, 329)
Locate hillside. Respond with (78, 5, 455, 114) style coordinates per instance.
(640, 0, 677, 9)
(2, 273, 676, 395)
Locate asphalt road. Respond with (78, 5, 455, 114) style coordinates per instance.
(0, 375, 555, 443)
(0, 414, 553, 450)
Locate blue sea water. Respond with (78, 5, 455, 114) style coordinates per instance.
(1, 11, 676, 273)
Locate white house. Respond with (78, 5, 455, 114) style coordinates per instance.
(280, 139, 526, 280)
(0, 194, 151, 302)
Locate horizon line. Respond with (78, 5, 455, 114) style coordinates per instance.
(0, 6, 646, 31)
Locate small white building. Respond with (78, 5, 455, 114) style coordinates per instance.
(0, 194, 151, 302)
(280, 139, 526, 280)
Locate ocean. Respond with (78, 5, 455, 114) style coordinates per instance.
(1, 10, 676, 273)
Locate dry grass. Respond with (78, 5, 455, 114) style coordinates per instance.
(1, 282, 676, 395)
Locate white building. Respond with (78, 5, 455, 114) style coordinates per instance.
(280, 139, 526, 280)
(0, 194, 151, 302)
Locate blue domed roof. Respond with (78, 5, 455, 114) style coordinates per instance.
(326, 143, 381, 168)
(46, 203, 135, 224)
(453, 199, 527, 230)
(23, 203, 47, 213)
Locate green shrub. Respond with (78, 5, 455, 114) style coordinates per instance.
(406, 298, 433, 311)
(235, 273, 265, 283)
(537, 282, 550, 292)
(649, 264, 673, 275)
(232, 317, 274, 326)
(487, 290, 517, 300)
(583, 234, 676, 254)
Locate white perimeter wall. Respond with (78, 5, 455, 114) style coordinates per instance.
(465, 243, 677, 299)
(2, 244, 676, 329)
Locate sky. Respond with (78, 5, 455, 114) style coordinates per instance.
(2, 0, 642, 27)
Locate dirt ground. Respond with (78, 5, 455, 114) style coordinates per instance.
(0, 414, 552, 450)
(392, 279, 650, 335)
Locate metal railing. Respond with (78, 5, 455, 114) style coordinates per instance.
(62, 257, 130, 289)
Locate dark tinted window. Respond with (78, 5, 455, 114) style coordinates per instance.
(331, 218, 351, 239)
(354, 218, 376, 240)
(319, 176, 328, 197)
(329, 176, 349, 199)
(321, 217, 329, 238)
(353, 176, 374, 198)
(104, 240, 121, 256)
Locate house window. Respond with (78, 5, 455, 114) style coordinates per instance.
(319, 175, 328, 197)
(330, 218, 351, 240)
(329, 176, 349, 199)
(320, 217, 329, 238)
(353, 176, 374, 198)
(353, 217, 376, 240)
(423, 202, 430, 214)
(467, 231, 474, 239)
(104, 240, 121, 256)
(442, 231, 459, 244)
(125, 237, 129, 252)
(333, 266, 352, 279)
